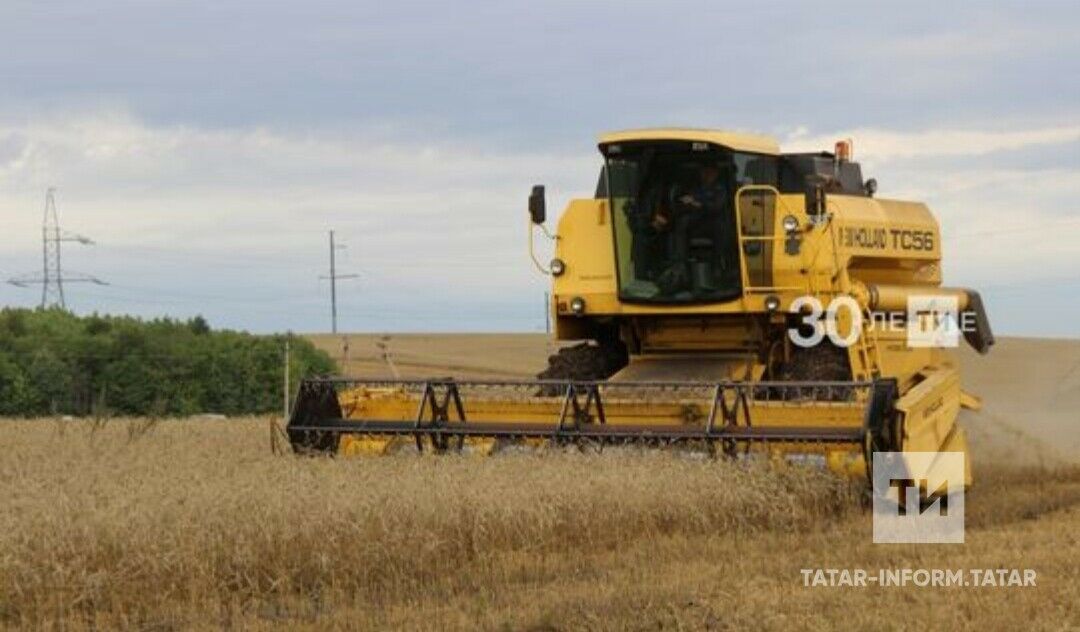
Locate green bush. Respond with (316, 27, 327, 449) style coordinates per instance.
(0, 308, 336, 416)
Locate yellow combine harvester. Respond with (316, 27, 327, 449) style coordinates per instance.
(288, 128, 993, 483)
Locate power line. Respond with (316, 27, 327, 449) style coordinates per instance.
(7, 188, 107, 308)
(318, 230, 358, 334)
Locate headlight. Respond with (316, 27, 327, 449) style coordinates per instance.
(550, 258, 566, 276)
(764, 295, 781, 312)
(782, 215, 799, 233)
(569, 296, 586, 315)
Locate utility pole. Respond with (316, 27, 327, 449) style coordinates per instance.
(8, 188, 106, 308)
(329, 230, 338, 333)
(283, 338, 290, 420)
(319, 230, 358, 334)
(544, 291, 551, 334)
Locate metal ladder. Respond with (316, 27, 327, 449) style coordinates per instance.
(850, 306, 882, 382)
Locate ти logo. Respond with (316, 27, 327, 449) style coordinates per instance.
(888, 477, 950, 515)
(872, 452, 965, 544)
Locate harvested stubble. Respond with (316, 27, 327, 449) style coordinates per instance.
(0, 417, 857, 629)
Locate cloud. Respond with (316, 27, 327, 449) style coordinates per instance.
(783, 125, 1080, 163)
(2, 1, 1078, 335)
(0, 108, 596, 244)
(1, 111, 1077, 335)
(0, 109, 597, 331)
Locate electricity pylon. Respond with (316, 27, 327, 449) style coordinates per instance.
(7, 188, 106, 308)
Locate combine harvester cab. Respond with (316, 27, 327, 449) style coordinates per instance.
(289, 129, 993, 485)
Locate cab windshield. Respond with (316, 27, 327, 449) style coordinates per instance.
(604, 141, 776, 303)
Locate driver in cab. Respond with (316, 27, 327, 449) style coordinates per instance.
(640, 160, 733, 294)
(677, 162, 728, 215)
(668, 161, 732, 261)
(649, 162, 729, 230)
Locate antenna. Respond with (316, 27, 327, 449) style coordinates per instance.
(7, 188, 106, 308)
(318, 230, 358, 334)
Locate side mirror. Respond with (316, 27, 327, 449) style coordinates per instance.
(528, 185, 546, 224)
(805, 180, 826, 217)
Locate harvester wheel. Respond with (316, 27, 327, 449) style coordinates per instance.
(535, 341, 628, 396)
(761, 343, 854, 401)
(776, 342, 851, 382)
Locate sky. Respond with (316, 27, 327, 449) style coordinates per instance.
(0, 1, 1078, 336)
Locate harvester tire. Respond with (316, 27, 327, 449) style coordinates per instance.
(760, 342, 854, 401)
(536, 342, 628, 396)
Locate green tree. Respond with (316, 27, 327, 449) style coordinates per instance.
(0, 308, 336, 417)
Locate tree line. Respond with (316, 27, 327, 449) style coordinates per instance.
(0, 308, 336, 417)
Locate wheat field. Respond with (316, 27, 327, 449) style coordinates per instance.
(2, 418, 862, 630)
(3, 334, 1080, 630)
(2, 418, 1078, 630)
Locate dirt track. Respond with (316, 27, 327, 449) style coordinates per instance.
(957, 337, 1080, 465)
